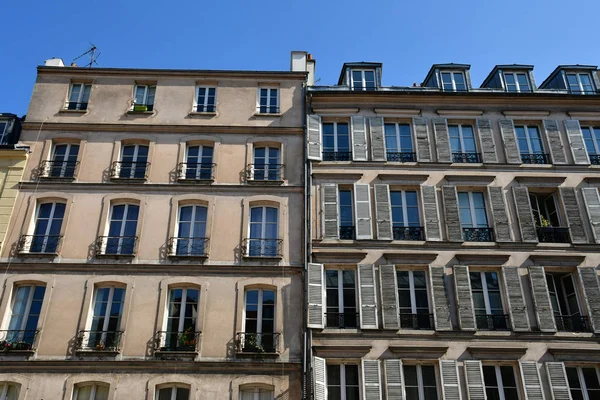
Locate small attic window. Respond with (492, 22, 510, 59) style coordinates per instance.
(440, 71, 467, 91)
(350, 69, 376, 91)
(503, 72, 531, 93)
(566, 72, 595, 94)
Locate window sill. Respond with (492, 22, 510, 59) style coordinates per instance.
(58, 109, 87, 114)
(242, 254, 283, 260)
(246, 179, 284, 185)
(0, 349, 35, 357)
(536, 242, 572, 248)
(75, 349, 120, 356)
(553, 331, 594, 338)
(321, 328, 360, 334)
(474, 330, 513, 337)
(188, 111, 217, 117)
(253, 112, 281, 117)
(39, 176, 76, 182)
(390, 240, 426, 245)
(95, 253, 136, 259)
(17, 251, 59, 258)
(396, 329, 436, 335)
(235, 351, 279, 359)
(386, 161, 418, 165)
(109, 177, 148, 183)
(519, 163, 553, 168)
(168, 254, 208, 260)
(461, 241, 496, 247)
(126, 110, 154, 116)
(154, 350, 198, 359)
(176, 178, 214, 184)
(451, 162, 483, 167)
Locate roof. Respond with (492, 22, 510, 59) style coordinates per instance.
(423, 63, 471, 86)
(337, 62, 383, 85)
(539, 64, 598, 89)
(481, 64, 534, 87)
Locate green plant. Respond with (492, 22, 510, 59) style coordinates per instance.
(178, 328, 196, 350)
(133, 104, 148, 112)
(243, 334, 264, 353)
(540, 215, 552, 228)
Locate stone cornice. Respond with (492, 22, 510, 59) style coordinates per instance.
(18, 182, 304, 193)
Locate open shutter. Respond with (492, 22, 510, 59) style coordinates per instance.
(442, 186, 463, 242)
(564, 120, 590, 164)
(543, 120, 567, 164)
(512, 187, 538, 243)
(545, 362, 572, 400)
(464, 360, 487, 400)
(307, 114, 322, 161)
(384, 359, 405, 400)
(499, 119, 522, 164)
(559, 187, 587, 243)
(358, 264, 378, 329)
(454, 266, 476, 331)
(352, 116, 368, 161)
(307, 263, 324, 328)
(354, 183, 373, 239)
(519, 361, 545, 400)
(581, 187, 600, 243)
(422, 185, 442, 241)
(322, 184, 339, 239)
(313, 356, 327, 400)
(430, 266, 452, 331)
(487, 186, 511, 242)
(577, 267, 600, 333)
(374, 184, 393, 240)
(433, 118, 452, 163)
(370, 117, 386, 161)
(413, 117, 432, 162)
(476, 119, 498, 163)
(440, 360, 462, 400)
(528, 266, 557, 332)
(502, 266, 530, 331)
(362, 359, 382, 400)
(380, 264, 400, 330)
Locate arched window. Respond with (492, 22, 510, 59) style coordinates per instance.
(173, 205, 208, 256)
(24, 202, 65, 254)
(116, 144, 149, 179)
(252, 147, 281, 181)
(102, 203, 139, 255)
(73, 382, 109, 400)
(4, 284, 46, 349)
(242, 289, 276, 353)
(182, 145, 214, 180)
(161, 287, 200, 352)
(248, 206, 278, 257)
(0, 382, 20, 400)
(47, 143, 79, 178)
(156, 384, 190, 400)
(82, 286, 125, 351)
(239, 385, 274, 400)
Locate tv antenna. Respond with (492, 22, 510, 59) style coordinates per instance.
(73, 43, 101, 68)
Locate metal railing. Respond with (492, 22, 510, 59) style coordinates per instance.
(235, 332, 280, 354)
(339, 226, 355, 240)
(0, 330, 39, 351)
(95, 236, 137, 256)
(176, 162, 215, 181)
(386, 152, 417, 162)
(256, 106, 280, 114)
(325, 312, 360, 329)
(462, 227, 494, 242)
(589, 154, 600, 165)
(39, 160, 79, 179)
(452, 152, 482, 163)
(66, 102, 88, 111)
(196, 104, 215, 113)
(17, 235, 62, 254)
(154, 330, 201, 352)
(393, 226, 425, 241)
(555, 315, 592, 332)
(242, 238, 282, 257)
(131, 103, 154, 112)
(246, 164, 284, 181)
(399, 313, 434, 330)
(322, 151, 352, 161)
(110, 161, 150, 180)
(475, 314, 510, 330)
(520, 153, 550, 164)
(168, 237, 209, 257)
(76, 330, 123, 352)
(351, 86, 377, 91)
(536, 227, 570, 243)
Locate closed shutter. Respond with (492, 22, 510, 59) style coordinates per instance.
(454, 265, 476, 331)
(352, 116, 368, 161)
(518, 361, 545, 400)
(430, 266, 452, 331)
(307, 263, 324, 328)
(322, 184, 339, 239)
(545, 362, 572, 400)
(433, 117, 452, 162)
(543, 120, 567, 164)
(440, 360, 463, 400)
(499, 119, 522, 164)
(559, 187, 587, 244)
(502, 266, 530, 331)
(564, 120, 590, 164)
(362, 359, 382, 400)
(442, 186, 463, 242)
(464, 360, 487, 400)
(370, 117, 386, 161)
(380, 264, 400, 330)
(577, 267, 600, 333)
(313, 356, 327, 400)
(354, 183, 373, 239)
(374, 184, 393, 240)
(384, 359, 405, 400)
(512, 187, 538, 243)
(487, 186, 511, 242)
(413, 117, 432, 162)
(307, 114, 322, 161)
(581, 187, 600, 243)
(422, 185, 442, 241)
(528, 266, 557, 332)
(476, 119, 498, 163)
(358, 264, 378, 329)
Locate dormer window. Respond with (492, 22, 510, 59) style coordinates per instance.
(351, 70, 376, 91)
(503, 72, 531, 92)
(440, 71, 466, 91)
(566, 72, 595, 94)
(0, 119, 9, 143)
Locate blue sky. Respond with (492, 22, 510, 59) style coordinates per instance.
(1, 0, 598, 116)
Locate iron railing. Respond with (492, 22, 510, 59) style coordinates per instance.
(339, 226, 356, 240)
(40, 160, 79, 179)
(196, 104, 215, 113)
(399, 313, 434, 330)
(76, 330, 123, 352)
(462, 227, 494, 242)
(246, 164, 284, 181)
(176, 162, 216, 181)
(242, 238, 282, 257)
(256, 106, 280, 114)
(235, 332, 280, 354)
(0, 330, 39, 351)
(386, 152, 417, 162)
(555, 315, 592, 332)
(110, 161, 150, 180)
(131, 103, 154, 112)
(452, 152, 481, 163)
(168, 237, 209, 257)
(520, 153, 550, 164)
(66, 102, 88, 111)
(154, 330, 201, 353)
(393, 226, 425, 241)
(95, 236, 137, 256)
(476, 314, 510, 331)
(537, 227, 570, 243)
(322, 151, 352, 161)
(17, 235, 62, 254)
(325, 312, 360, 329)
(351, 85, 377, 91)
(589, 154, 600, 165)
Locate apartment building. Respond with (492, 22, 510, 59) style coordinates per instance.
(0, 54, 308, 399)
(307, 62, 600, 400)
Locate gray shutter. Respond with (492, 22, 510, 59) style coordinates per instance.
(545, 362, 572, 400)
(433, 117, 452, 163)
(384, 359, 405, 400)
(581, 187, 600, 243)
(354, 183, 373, 239)
(413, 117, 431, 162)
(307, 263, 324, 328)
(352, 116, 368, 161)
(313, 356, 327, 400)
(559, 187, 587, 244)
(374, 184, 393, 240)
(442, 186, 463, 242)
(464, 360, 487, 400)
(487, 186, 511, 242)
(362, 359, 382, 400)
(512, 187, 538, 243)
(528, 266, 557, 332)
(543, 120, 567, 164)
(519, 361, 545, 400)
(502, 266, 530, 331)
(322, 184, 339, 239)
(454, 266, 476, 331)
(380, 264, 400, 330)
(430, 266, 452, 331)
(476, 119, 498, 163)
(499, 119, 522, 164)
(440, 360, 463, 400)
(564, 120, 590, 164)
(358, 264, 378, 329)
(307, 114, 322, 161)
(577, 267, 600, 333)
(421, 185, 442, 241)
(370, 117, 386, 161)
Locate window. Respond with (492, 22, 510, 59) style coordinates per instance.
(397, 270, 431, 329)
(48, 143, 79, 178)
(566, 73, 595, 94)
(156, 386, 190, 400)
(470, 271, 507, 330)
(449, 124, 479, 162)
(195, 86, 216, 112)
(582, 126, 600, 164)
(322, 122, 351, 161)
(240, 387, 274, 400)
(248, 206, 279, 257)
(482, 365, 519, 400)
(404, 364, 439, 400)
(546, 272, 590, 332)
(503, 73, 531, 93)
(242, 289, 276, 352)
(529, 192, 570, 243)
(325, 270, 357, 328)
(258, 88, 279, 114)
(67, 83, 91, 110)
(27, 202, 65, 253)
(163, 288, 199, 351)
(515, 125, 544, 158)
(566, 366, 600, 400)
(385, 123, 415, 162)
(104, 204, 139, 255)
(73, 383, 110, 400)
(390, 190, 422, 240)
(133, 84, 155, 111)
(440, 72, 467, 91)
(0, 383, 19, 400)
(118, 144, 149, 179)
(0, 120, 8, 144)
(458, 192, 492, 241)
(182, 145, 213, 180)
(5, 285, 46, 348)
(174, 205, 208, 256)
(86, 287, 125, 350)
(351, 69, 376, 91)
(252, 147, 281, 181)
(327, 364, 360, 399)
(338, 189, 354, 240)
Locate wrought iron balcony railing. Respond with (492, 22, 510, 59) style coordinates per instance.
(17, 235, 62, 254)
(40, 160, 80, 179)
(66, 102, 88, 111)
(399, 313, 434, 330)
(462, 227, 494, 242)
(555, 315, 592, 332)
(110, 161, 150, 180)
(322, 151, 352, 161)
(168, 237, 209, 257)
(242, 238, 282, 257)
(520, 153, 550, 164)
(76, 330, 123, 352)
(536, 227, 570, 243)
(386, 152, 417, 162)
(452, 152, 482, 163)
(393, 226, 425, 241)
(325, 312, 360, 329)
(95, 236, 137, 256)
(154, 330, 201, 353)
(131, 103, 154, 112)
(339, 226, 355, 240)
(589, 154, 600, 165)
(475, 314, 510, 331)
(176, 162, 215, 181)
(235, 332, 280, 354)
(256, 106, 280, 114)
(246, 164, 284, 181)
(0, 330, 39, 351)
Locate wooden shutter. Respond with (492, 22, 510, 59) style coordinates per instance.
(518, 361, 545, 400)
(528, 266, 557, 332)
(577, 267, 600, 333)
(440, 360, 463, 400)
(582, 187, 600, 243)
(454, 265, 476, 331)
(499, 119, 522, 164)
(502, 266, 530, 331)
(352, 116, 368, 161)
(384, 359, 405, 400)
(464, 360, 487, 400)
(307, 263, 324, 328)
(370, 117, 386, 161)
(564, 120, 590, 164)
(380, 264, 400, 330)
(358, 264, 378, 329)
(433, 117, 452, 163)
(362, 359, 382, 400)
(313, 356, 327, 400)
(430, 266, 452, 331)
(476, 119, 498, 163)
(545, 362, 571, 400)
(442, 186, 463, 242)
(374, 184, 393, 240)
(559, 187, 587, 244)
(413, 117, 432, 162)
(543, 120, 567, 164)
(307, 114, 322, 161)
(512, 187, 538, 243)
(421, 185, 442, 241)
(354, 183, 373, 239)
(322, 184, 339, 239)
(487, 186, 511, 242)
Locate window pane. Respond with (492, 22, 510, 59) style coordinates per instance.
(404, 365, 418, 386)
(483, 366, 497, 386)
(582, 367, 600, 389)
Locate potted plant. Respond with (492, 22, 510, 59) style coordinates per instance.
(177, 328, 196, 351)
(133, 104, 148, 112)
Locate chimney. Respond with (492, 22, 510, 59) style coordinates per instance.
(290, 51, 315, 86)
(71, 62, 78, 67)
(44, 58, 65, 67)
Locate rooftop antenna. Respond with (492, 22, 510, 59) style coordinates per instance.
(73, 43, 101, 68)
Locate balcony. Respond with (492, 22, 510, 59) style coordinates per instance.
(386, 152, 417, 162)
(536, 227, 570, 243)
(462, 227, 494, 242)
(66, 102, 88, 111)
(452, 152, 482, 163)
(176, 162, 215, 181)
(168, 237, 209, 258)
(0, 330, 39, 352)
(235, 332, 280, 354)
(76, 330, 123, 352)
(246, 164, 284, 182)
(95, 236, 137, 257)
(399, 313, 434, 330)
(256, 106, 280, 115)
(195, 104, 215, 113)
(339, 226, 356, 240)
(242, 238, 282, 258)
(110, 161, 150, 180)
(555, 315, 592, 332)
(154, 330, 201, 353)
(130, 103, 154, 112)
(322, 151, 352, 161)
(39, 160, 79, 179)
(475, 314, 510, 331)
(393, 226, 424, 241)
(520, 153, 550, 164)
(589, 155, 600, 165)
(17, 235, 62, 255)
(325, 312, 359, 329)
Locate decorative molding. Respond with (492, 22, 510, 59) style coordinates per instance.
(388, 344, 449, 359)
(312, 345, 371, 358)
(454, 254, 510, 266)
(376, 174, 429, 184)
(502, 110, 551, 117)
(467, 346, 528, 360)
(312, 108, 360, 115)
(311, 172, 363, 181)
(374, 108, 421, 116)
(383, 252, 438, 265)
(435, 109, 484, 117)
(528, 254, 586, 267)
(444, 175, 495, 186)
(548, 347, 600, 361)
(311, 250, 368, 264)
(514, 176, 567, 187)
(568, 111, 600, 119)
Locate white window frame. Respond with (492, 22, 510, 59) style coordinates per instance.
(120, 144, 147, 163)
(567, 366, 600, 400)
(193, 86, 216, 112)
(175, 205, 207, 239)
(182, 144, 213, 180)
(503, 72, 530, 92)
(327, 363, 361, 399)
(248, 206, 278, 240)
(88, 286, 124, 338)
(449, 124, 477, 153)
(404, 364, 440, 400)
(483, 365, 520, 400)
(322, 122, 350, 152)
(0, 120, 9, 144)
(252, 146, 281, 180)
(67, 82, 92, 108)
(390, 190, 420, 227)
(515, 125, 543, 154)
(73, 383, 109, 400)
(239, 387, 275, 400)
(118, 144, 148, 179)
(582, 126, 600, 155)
(0, 383, 19, 400)
(471, 271, 505, 316)
(546, 273, 582, 316)
(156, 385, 190, 400)
(350, 69, 376, 91)
(103, 203, 138, 254)
(49, 143, 79, 177)
(257, 87, 279, 114)
(133, 84, 156, 106)
(166, 287, 199, 333)
(566, 73, 595, 94)
(440, 71, 466, 91)
(242, 289, 275, 335)
(326, 269, 357, 314)
(458, 191, 489, 228)
(29, 202, 65, 252)
(9, 285, 39, 332)
(385, 122, 414, 153)
(397, 270, 430, 314)
(529, 192, 561, 227)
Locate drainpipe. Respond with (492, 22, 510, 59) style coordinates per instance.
(302, 75, 309, 400)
